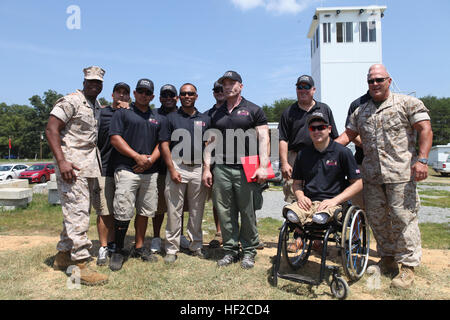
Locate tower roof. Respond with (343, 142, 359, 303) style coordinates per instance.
(307, 5, 387, 38)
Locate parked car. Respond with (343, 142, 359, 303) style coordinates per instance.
(18, 163, 55, 183)
(268, 159, 283, 184)
(0, 163, 29, 181)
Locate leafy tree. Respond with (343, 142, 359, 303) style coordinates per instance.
(420, 96, 450, 146)
(262, 98, 296, 122)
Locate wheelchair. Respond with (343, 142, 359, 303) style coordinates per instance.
(271, 203, 370, 299)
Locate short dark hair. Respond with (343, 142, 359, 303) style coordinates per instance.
(180, 83, 197, 92)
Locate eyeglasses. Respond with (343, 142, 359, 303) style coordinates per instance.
(160, 92, 176, 98)
(213, 88, 223, 93)
(367, 77, 389, 85)
(179, 92, 196, 97)
(308, 124, 329, 132)
(136, 89, 153, 96)
(297, 84, 312, 90)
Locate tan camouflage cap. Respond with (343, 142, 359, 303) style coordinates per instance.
(83, 66, 105, 81)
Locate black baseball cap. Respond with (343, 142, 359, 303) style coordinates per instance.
(307, 111, 329, 125)
(136, 78, 154, 93)
(113, 82, 130, 93)
(218, 70, 242, 84)
(296, 75, 315, 87)
(213, 81, 222, 90)
(160, 84, 177, 96)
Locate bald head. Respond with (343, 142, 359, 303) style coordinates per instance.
(367, 64, 392, 102)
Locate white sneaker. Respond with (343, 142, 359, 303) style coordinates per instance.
(97, 246, 109, 266)
(180, 235, 190, 249)
(150, 237, 161, 253)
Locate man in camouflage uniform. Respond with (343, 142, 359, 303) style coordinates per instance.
(46, 66, 108, 286)
(336, 64, 433, 289)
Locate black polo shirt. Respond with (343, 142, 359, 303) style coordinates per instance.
(97, 105, 116, 177)
(109, 103, 169, 174)
(345, 92, 370, 165)
(161, 107, 210, 164)
(278, 101, 339, 152)
(155, 106, 178, 175)
(204, 104, 220, 118)
(210, 97, 267, 166)
(292, 140, 361, 202)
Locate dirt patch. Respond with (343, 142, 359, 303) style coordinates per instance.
(0, 235, 58, 252)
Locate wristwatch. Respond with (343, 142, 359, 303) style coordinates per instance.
(417, 158, 428, 165)
(147, 156, 152, 164)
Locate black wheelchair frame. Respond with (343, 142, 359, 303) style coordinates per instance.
(271, 205, 370, 299)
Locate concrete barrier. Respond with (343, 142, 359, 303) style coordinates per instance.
(0, 179, 29, 189)
(47, 180, 60, 205)
(0, 188, 33, 211)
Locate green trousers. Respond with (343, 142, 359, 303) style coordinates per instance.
(212, 164, 260, 257)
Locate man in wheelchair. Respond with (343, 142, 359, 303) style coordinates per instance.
(284, 111, 363, 236)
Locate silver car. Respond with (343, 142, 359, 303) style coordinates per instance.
(0, 163, 29, 181)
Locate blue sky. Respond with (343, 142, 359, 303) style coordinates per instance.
(1, 0, 449, 118)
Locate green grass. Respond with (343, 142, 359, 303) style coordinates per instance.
(0, 191, 449, 300)
(419, 189, 450, 208)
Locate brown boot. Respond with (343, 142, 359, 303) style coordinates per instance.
(377, 256, 399, 277)
(391, 265, 414, 289)
(53, 251, 75, 271)
(75, 260, 108, 286)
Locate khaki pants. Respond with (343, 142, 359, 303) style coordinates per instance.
(283, 201, 341, 225)
(56, 175, 102, 261)
(282, 150, 298, 203)
(165, 162, 207, 254)
(363, 181, 422, 267)
(113, 170, 158, 221)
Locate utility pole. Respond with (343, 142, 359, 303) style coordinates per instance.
(40, 132, 43, 159)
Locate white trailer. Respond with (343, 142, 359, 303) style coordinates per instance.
(429, 143, 450, 176)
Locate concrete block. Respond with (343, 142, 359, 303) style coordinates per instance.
(32, 183, 48, 195)
(0, 188, 33, 211)
(0, 179, 29, 189)
(47, 180, 60, 205)
(50, 173, 57, 182)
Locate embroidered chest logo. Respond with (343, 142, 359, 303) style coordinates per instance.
(237, 110, 249, 116)
(148, 118, 159, 125)
(194, 121, 206, 126)
(326, 160, 338, 166)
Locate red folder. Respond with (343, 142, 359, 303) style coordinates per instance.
(240, 155, 275, 183)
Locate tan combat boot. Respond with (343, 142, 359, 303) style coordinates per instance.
(53, 251, 75, 271)
(391, 265, 414, 289)
(377, 256, 399, 277)
(75, 260, 109, 286)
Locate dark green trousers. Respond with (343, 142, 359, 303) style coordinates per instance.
(212, 164, 260, 257)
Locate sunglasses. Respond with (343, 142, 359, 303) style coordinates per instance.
(297, 84, 312, 90)
(136, 89, 153, 96)
(308, 124, 329, 132)
(367, 77, 389, 85)
(179, 91, 196, 97)
(160, 92, 176, 98)
(213, 88, 223, 93)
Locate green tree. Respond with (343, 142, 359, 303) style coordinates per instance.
(420, 96, 450, 146)
(262, 98, 296, 122)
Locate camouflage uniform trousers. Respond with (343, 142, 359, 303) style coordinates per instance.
(56, 175, 103, 261)
(363, 180, 422, 267)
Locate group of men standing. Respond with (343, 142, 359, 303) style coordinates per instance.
(46, 63, 432, 291)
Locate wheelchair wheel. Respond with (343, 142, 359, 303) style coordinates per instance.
(281, 221, 312, 270)
(341, 206, 370, 281)
(330, 276, 349, 300)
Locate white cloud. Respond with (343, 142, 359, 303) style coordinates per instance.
(231, 0, 316, 14)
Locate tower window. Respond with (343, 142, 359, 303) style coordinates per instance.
(360, 21, 376, 42)
(336, 22, 353, 43)
(323, 23, 331, 43)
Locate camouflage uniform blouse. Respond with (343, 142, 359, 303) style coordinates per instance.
(50, 90, 102, 177)
(347, 92, 430, 184)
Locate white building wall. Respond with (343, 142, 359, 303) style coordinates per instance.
(308, 6, 385, 134)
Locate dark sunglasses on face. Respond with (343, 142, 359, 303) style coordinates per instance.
(367, 77, 389, 85)
(308, 124, 329, 132)
(136, 89, 153, 96)
(179, 92, 196, 97)
(297, 84, 312, 90)
(160, 92, 176, 98)
(213, 88, 223, 93)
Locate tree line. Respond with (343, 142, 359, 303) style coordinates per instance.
(0, 91, 448, 159)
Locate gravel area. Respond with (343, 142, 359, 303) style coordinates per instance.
(258, 189, 450, 224)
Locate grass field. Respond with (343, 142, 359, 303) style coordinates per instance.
(0, 192, 449, 301)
